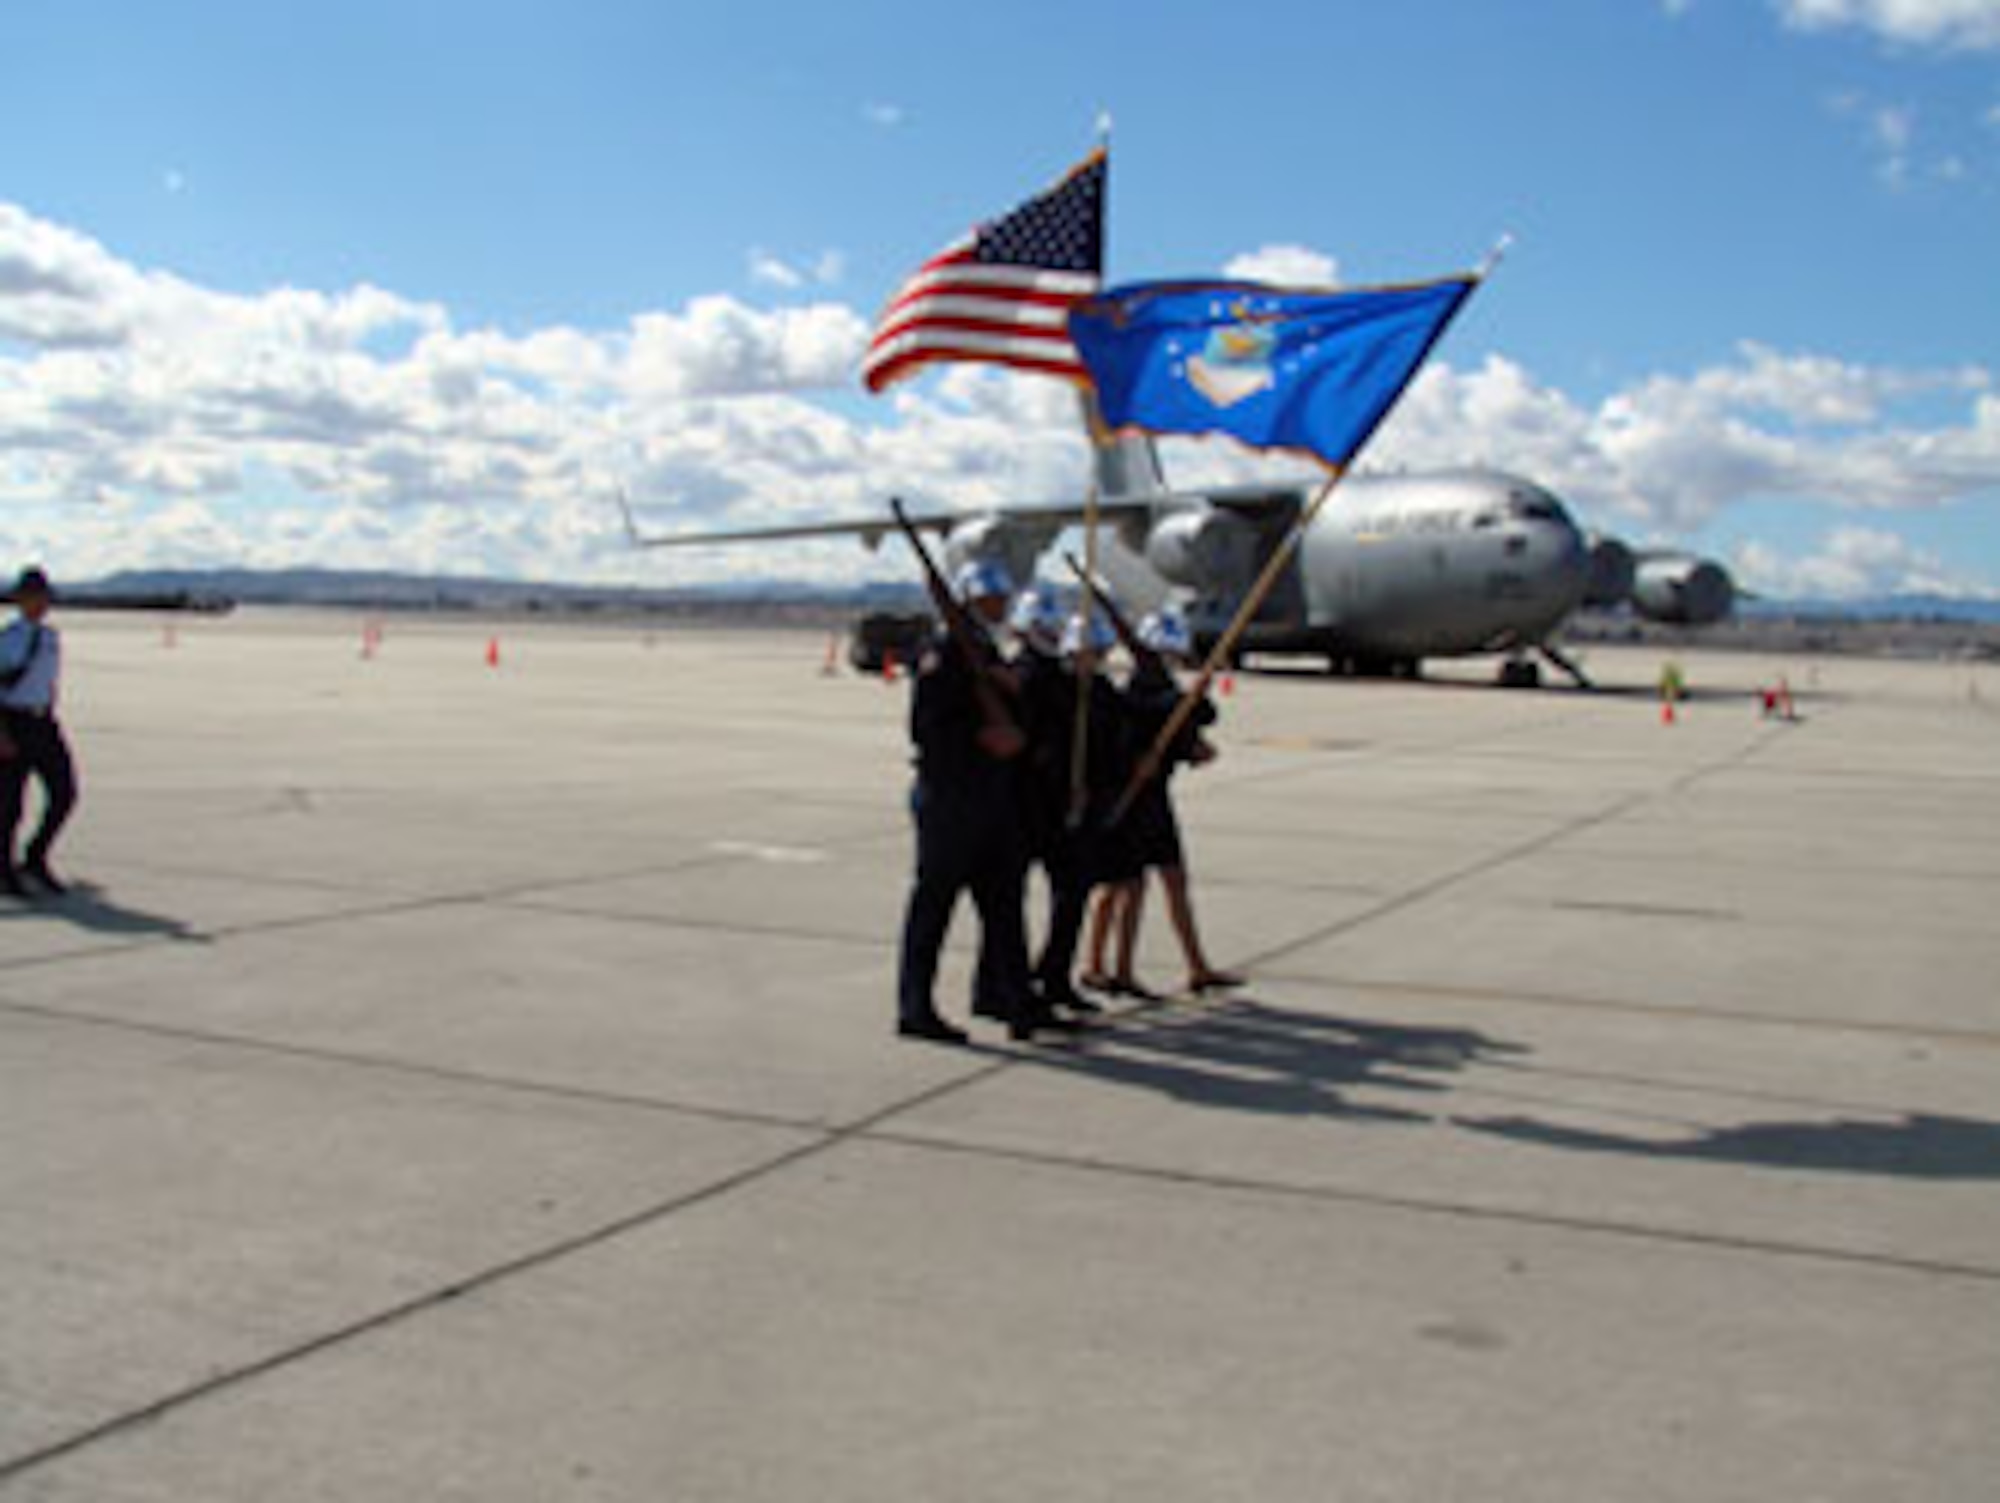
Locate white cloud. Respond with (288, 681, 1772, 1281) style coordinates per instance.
(1872, 103, 1915, 152)
(1733, 525, 1996, 599)
(1377, 344, 1999, 533)
(1221, 244, 1340, 287)
(2, 206, 1997, 594)
(1775, 0, 2000, 51)
(1825, 93, 1966, 187)
(747, 249, 804, 290)
(862, 102, 906, 128)
(747, 247, 847, 291)
(1872, 102, 1917, 183)
(625, 296, 869, 398)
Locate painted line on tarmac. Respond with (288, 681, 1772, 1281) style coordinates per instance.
(493, 895, 890, 953)
(0, 819, 905, 980)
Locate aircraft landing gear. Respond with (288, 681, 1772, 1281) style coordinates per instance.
(1538, 642, 1594, 690)
(1498, 656, 1542, 690)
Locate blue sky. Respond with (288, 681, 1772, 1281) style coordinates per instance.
(2, 0, 1997, 596)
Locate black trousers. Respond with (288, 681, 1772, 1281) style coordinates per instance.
(1, 711, 77, 871)
(897, 782, 1031, 1024)
(1032, 832, 1094, 995)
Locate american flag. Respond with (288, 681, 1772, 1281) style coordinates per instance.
(862, 149, 1106, 393)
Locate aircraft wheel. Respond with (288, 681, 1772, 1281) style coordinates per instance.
(1498, 658, 1542, 689)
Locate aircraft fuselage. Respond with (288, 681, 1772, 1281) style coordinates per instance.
(1094, 469, 1592, 668)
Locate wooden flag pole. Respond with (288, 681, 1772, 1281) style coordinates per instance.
(1068, 479, 1101, 828)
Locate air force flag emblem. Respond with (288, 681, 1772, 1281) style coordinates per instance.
(1186, 311, 1277, 409)
(1069, 274, 1477, 468)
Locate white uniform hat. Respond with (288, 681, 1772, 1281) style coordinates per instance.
(1061, 612, 1117, 658)
(952, 558, 1015, 603)
(1138, 608, 1193, 660)
(1008, 584, 1065, 651)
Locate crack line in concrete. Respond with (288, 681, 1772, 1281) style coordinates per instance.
(1229, 722, 1787, 973)
(0, 1056, 1015, 1486)
(863, 1129, 2000, 1286)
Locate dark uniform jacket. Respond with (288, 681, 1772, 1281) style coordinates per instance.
(909, 629, 1020, 809)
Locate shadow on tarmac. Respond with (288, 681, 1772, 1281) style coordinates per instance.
(1031, 997, 1528, 1121)
(0, 881, 209, 944)
(1455, 1110, 2000, 1181)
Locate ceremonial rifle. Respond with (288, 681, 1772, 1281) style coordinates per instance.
(1063, 553, 1166, 681)
(889, 497, 1024, 757)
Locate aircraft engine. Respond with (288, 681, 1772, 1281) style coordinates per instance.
(1583, 534, 1636, 608)
(1631, 555, 1735, 626)
(1144, 508, 1257, 591)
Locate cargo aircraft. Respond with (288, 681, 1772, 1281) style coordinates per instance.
(621, 424, 1735, 689)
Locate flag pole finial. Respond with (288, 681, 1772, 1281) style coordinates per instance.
(1095, 110, 1114, 149)
(1476, 232, 1515, 280)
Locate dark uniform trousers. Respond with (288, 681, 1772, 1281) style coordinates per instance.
(1, 710, 77, 872)
(1020, 664, 1131, 997)
(1034, 829, 1094, 995)
(897, 781, 1031, 1025)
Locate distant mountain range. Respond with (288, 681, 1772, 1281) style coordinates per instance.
(70, 567, 926, 614)
(1739, 594, 2000, 624)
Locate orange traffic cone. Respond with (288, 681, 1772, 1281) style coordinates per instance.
(821, 633, 841, 677)
(882, 649, 900, 684)
(485, 637, 501, 669)
(1218, 670, 1236, 698)
(1661, 699, 1676, 726)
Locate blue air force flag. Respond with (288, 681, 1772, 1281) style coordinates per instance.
(1068, 275, 1475, 469)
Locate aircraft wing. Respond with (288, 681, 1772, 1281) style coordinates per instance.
(615, 482, 1309, 550)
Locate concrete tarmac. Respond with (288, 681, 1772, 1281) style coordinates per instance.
(3, 612, 1997, 1500)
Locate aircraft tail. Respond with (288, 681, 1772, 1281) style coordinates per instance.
(1080, 389, 1165, 500)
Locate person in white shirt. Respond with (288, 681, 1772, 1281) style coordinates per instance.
(1, 568, 77, 897)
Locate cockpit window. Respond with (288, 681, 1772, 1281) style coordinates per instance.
(1506, 494, 1562, 523)
(1471, 509, 1503, 529)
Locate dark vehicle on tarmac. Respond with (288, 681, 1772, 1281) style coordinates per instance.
(849, 611, 933, 675)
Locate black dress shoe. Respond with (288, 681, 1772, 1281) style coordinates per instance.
(1008, 1007, 1085, 1043)
(0, 868, 26, 899)
(1040, 984, 1103, 1016)
(23, 861, 67, 896)
(897, 1014, 970, 1046)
